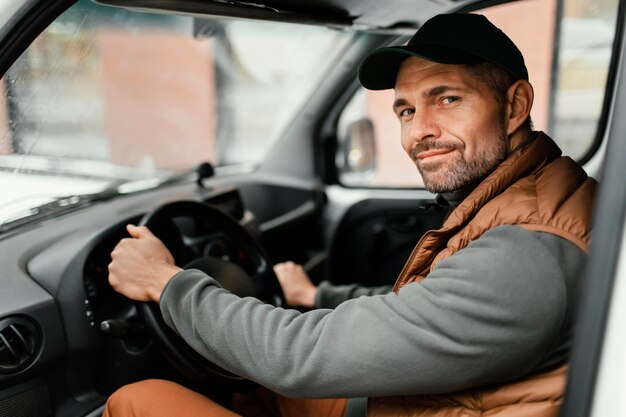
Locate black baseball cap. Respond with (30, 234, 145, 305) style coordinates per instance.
(358, 13, 528, 90)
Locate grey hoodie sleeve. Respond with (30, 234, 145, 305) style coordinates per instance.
(159, 225, 584, 399)
(315, 282, 392, 309)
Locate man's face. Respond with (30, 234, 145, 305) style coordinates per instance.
(393, 57, 509, 193)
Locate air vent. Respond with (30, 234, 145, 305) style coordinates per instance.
(0, 317, 40, 374)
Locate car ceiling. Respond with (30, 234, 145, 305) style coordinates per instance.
(95, 0, 490, 32)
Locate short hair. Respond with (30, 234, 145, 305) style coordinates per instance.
(465, 61, 533, 130)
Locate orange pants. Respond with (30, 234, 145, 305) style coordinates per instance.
(103, 379, 347, 417)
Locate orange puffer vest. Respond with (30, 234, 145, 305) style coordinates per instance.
(368, 132, 596, 417)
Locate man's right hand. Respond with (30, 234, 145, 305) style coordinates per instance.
(273, 261, 317, 308)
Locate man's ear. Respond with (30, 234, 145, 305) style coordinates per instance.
(505, 80, 534, 135)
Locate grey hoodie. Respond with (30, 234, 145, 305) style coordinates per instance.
(160, 225, 583, 398)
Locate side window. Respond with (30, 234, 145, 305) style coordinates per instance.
(336, 0, 619, 188)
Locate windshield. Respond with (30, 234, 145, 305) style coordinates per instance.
(0, 0, 351, 224)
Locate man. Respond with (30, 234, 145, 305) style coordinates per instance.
(105, 13, 595, 417)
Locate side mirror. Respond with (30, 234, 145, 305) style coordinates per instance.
(338, 118, 377, 182)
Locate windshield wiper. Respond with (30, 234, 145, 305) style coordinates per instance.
(0, 162, 216, 235)
(0, 187, 124, 234)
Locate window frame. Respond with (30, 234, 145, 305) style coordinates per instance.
(559, 0, 626, 414)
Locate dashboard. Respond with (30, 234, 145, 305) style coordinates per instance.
(20, 186, 261, 394)
(0, 174, 323, 408)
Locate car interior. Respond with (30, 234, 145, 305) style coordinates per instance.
(0, 0, 625, 416)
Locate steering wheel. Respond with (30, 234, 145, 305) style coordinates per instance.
(134, 200, 285, 384)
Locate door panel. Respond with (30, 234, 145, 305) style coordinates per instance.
(233, 175, 327, 267)
(323, 187, 445, 287)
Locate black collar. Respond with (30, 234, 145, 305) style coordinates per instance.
(437, 179, 481, 208)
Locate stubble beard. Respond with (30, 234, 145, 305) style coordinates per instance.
(412, 130, 509, 194)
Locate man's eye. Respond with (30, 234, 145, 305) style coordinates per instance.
(399, 108, 414, 117)
(442, 96, 459, 104)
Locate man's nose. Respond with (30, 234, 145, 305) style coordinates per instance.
(409, 107, 439, 142)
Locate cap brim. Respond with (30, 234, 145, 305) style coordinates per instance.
(358, 45, 481, 90)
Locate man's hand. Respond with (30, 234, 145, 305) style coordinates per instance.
(108, 225, 182, 303)
(273, 261, 317, 308)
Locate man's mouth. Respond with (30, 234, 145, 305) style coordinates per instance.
(416, 148, 454, 160)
